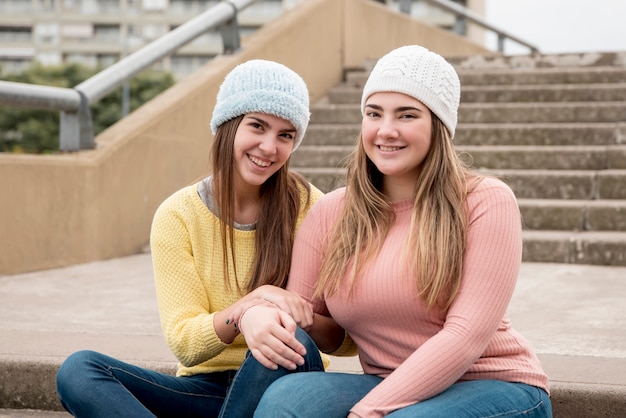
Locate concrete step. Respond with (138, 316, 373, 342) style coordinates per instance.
(462, 145, 626, 170)
(296, 167, 626, 200)
(488, 169, 626, 200)
(522, 230, 626, 266)
(293, 144, 626, 171)
(304, 122, 624, 147)
(303, 124, 360, 146)
(446, 50, 626, 70)
(346, 66, 626, 88)
(1, 256, 625, 417)
(518, 199, 626, 232)
(310, 102, 626, 125)
(328, 83, 626, 104)
(452, 123, 623, 146)
(295, 166, 347, 194)
(0, 410, 69, 417)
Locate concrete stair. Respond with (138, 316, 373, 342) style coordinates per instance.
(292, 52, 626, 267)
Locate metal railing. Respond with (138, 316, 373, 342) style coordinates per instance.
(0, 0, 257, 152)
(398, 0, 539, 54)
(0, 0, 538, 152)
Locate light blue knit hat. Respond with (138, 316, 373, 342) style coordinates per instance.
(210, 59, 310, 152)
(361, 45, 461, 138)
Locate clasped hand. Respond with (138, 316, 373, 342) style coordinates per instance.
(232, 285, 314, 371)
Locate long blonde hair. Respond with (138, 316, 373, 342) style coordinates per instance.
(315, 115, 480, 310)
(212, 116, 311, 294)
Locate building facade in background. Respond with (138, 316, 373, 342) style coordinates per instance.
(0, 0, 484, 80)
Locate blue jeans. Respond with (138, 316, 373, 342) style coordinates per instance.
(56, 328, 324, 417)
(255, 372, 552, 417)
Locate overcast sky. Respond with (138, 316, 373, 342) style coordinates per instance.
(483, 0, 626, 55)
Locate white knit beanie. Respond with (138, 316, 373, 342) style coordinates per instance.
(210, 59, 310, 151)
(361, 45, 461, 138)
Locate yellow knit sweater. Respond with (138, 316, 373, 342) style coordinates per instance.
(150, 179, 322, 377)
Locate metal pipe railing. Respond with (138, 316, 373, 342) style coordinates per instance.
(403, 0, 539, 54)
(0, 0, 257, 152)
(0, 0, 538, 152)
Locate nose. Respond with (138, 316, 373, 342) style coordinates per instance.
(377, 116, 399, 139)
(258, 135, 278, 155)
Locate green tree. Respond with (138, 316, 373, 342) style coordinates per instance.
(0, 62, 175, 154)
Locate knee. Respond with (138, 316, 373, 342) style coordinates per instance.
(255, 376, 293, 416)
(294, 327, 317, 352)
(57, 350, 102, 394)
(294, 328, 323, 370)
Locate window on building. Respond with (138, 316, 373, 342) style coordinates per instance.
(0, 0, 31, 13)
(34, 22, 59, 43)
(97, 0, 120, 14)
(0, 26, 32, 43)
(64, 52, 97, 67)
(93, 24, 120, 43)
(61, 23, 94, 42)
(97, 53, 117, 68)
(36, 0, 57, 12)
(171, 54, 211, 79)
(169, 0, 217, 15)
(37, 51, 62, 66)
(0, 59, 30, 74)
(126, 0, 141, 14)
(142, 0, 166, 11)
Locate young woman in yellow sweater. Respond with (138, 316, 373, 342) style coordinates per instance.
(56, 59, 324, 417)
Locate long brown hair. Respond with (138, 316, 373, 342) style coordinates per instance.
(315, 115, 480, 310)
(211, 116, 311, 294)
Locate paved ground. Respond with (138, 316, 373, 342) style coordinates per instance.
(1, 254, 625, 416)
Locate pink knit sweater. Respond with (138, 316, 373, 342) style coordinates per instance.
(287, 177, 549, 418)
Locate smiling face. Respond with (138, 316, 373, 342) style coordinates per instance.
(361, 91, 433, 199)
(232, 112, 296, 194)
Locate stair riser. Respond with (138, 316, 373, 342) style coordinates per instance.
(492, 172, 626, 200)
(519, 204, 626, 231)
(291, 148, 351, 168)
(329, 86, 626, 104)
(294, 147, 623, 170)
(305, 124, 622, 146)
(453, 125, 620, 146)
(0, 359, 176, 411)
(296, 169, 626, 200)
(310, 104, 626, 124)
(460, 104, 626, 124)
(523, 237, 626, 266)
(347, 69, 626, 88)
(464, 148, 622, 170)
(303, 126, 360, 146)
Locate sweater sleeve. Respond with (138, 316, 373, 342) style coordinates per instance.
(150, 188, 229, 367)
(351, 178, 523, 417)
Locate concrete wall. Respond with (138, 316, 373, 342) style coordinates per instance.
(0, 0, 490, 275)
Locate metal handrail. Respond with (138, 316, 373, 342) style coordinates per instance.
(399, 0, 539, 54)
(0, 0, 257, 152)
(1, 0, 538, 153)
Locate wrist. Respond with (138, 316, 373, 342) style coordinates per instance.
(234, 299, 276, 329)
(237, 301, 278, 336)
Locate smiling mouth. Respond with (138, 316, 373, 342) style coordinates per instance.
(379, 145, 403, 152)
(248, 154, 272, 167)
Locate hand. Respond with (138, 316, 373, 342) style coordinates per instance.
(238, 304, 307, 371)
(236, 285, 315, 331)
(347, 413, 361, 418)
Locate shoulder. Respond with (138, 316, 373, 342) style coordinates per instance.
(307, 187, 346, 219)
(468, 176, 516, 203)
(154, 183, 202, 220)
(466, 176, 520, 220)
(297, 180, 324, 208)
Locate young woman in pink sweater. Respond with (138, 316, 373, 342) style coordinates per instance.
(239, 45, 552, 417)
